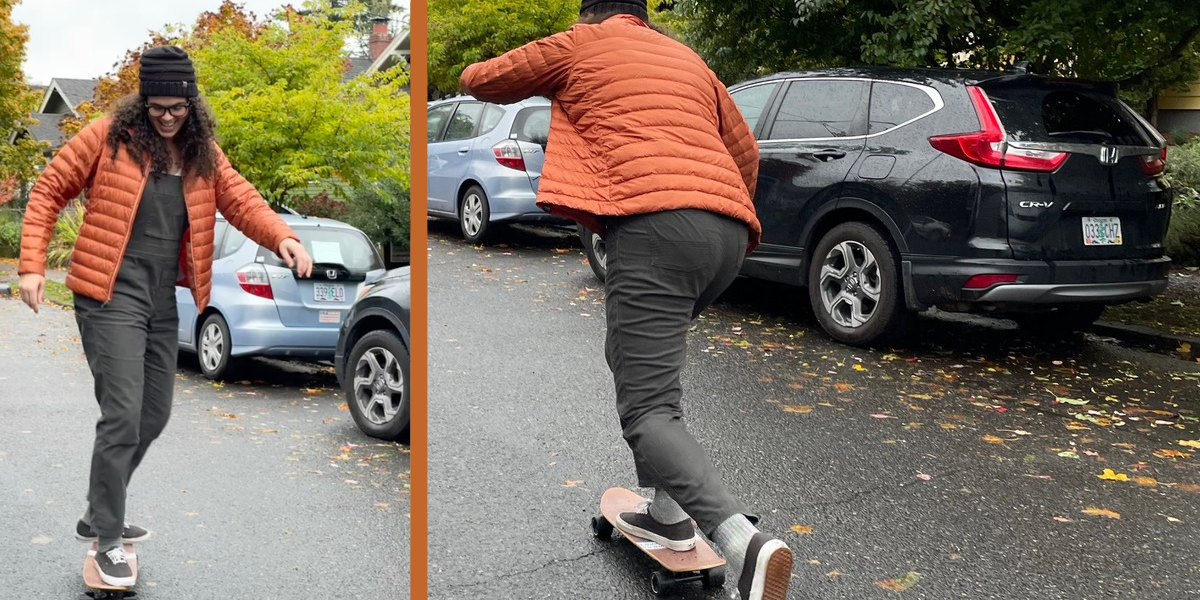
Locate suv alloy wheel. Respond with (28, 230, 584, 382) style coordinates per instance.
(808, 222, 909, 345)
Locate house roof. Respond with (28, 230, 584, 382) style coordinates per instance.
(14, 113, 69, 149)
(344, 57, 374, 81)
(366, 28, 410, 74)
(38, 78, 99, 115)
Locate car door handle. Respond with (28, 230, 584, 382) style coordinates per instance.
(812, 149, 847, 161)
(457, 147, 470, 155)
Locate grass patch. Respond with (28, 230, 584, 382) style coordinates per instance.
(6, 279, 73, 307)
(1101, 271, 1200, 338)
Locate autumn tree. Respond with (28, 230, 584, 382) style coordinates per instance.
(188, 1, 410, 209)
(666, 0, 1200, 107)
(0, 0, 48, 201)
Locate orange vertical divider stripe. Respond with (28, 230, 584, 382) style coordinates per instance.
(407, 0, 428, 598)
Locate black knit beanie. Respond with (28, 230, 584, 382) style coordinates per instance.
(579, 0, 648, 21)
(139, 46, 198, 98)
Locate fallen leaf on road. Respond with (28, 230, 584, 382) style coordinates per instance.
(871, 414, 897, 419)
(876, 571, 921, 592)
(1054, 517, 1073, 523)
(915, 473, 932, 481)
(1082, 507, 1120, 519)
(939, 423, 958, 429)
(1065, 421, 1090, 431)
(1177, 483, 1200, 493)
(834, 382, 854, 392)
(338, 403, 349, 411)
(790, 524, 814, 535)
(1023, 474, 1053, 480)
(1058, 451, 1080, 459)
(184, 512, 199, 517)
(783, 405, 813, 414)
(826, 570, 842, 578)
(1179, 440, 1200, 449)
(30, 536, 52, 545)
(853, 364, 866, 371)
(563, 480, 584, 488)
(1133, 476, 1159, 487)
(1098, 469, 1129, 481)
(1160, 513, 1182, 523)
(1154, 449, 1191, 459)
(983, 435, 1006, 444)
(302, 388, 322, 394)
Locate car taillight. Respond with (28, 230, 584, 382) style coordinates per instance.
(929, 86, 1068, 173)
(963, 273, 1018, 290)
(1139, 148, 1165, 176)
(492, 139, 526, 171)
(236, 264, 274, 299)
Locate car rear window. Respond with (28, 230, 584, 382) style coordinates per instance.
(985, 86, 1152, 146)
(260, 226, 383, 271)
(869, 82, 936, 134)
(511, 106, 550, 148)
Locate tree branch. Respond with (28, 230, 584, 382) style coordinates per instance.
(1120, 23, 1200, 87)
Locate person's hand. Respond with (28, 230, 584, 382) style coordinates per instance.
(18, 273, 45, 314)
(279, 238, 313, 278)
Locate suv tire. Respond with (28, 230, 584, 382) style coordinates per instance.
(808, 222, 909, 346)
(346, 329, 411, 443)
(577, 223, 607, 283)
(459, 184, 494, 244)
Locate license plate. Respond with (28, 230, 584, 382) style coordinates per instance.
(313, 283, 345, 302)
(1082, 217, 1122, 246)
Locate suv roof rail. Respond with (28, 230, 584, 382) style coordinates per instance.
(1009, 60, 1032, 74)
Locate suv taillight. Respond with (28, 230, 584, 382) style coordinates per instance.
(492, 139, 526, 171)
(236, 264, 274, 299)
(1139, 147, 1166, 176)
(929, 86, 1068, 173)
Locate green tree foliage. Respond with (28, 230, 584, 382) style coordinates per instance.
(668, 0, 1200, 105)
(0, 0, 47, 194)
(188, 1, 411, 207)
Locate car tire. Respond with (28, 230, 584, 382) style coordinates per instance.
(1010, 304, 1105, 334)
(459, 184, 494, 244)
(808, 222, 909, 346)
(345, 329, 410, 443)
(577, 223, 607, 283)
(197, 313, 238, 381)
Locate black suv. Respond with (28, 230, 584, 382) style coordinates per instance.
(581, 67, 1172, 346)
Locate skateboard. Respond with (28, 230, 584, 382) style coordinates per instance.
(82, 542, 138, 599)
(591, 487, 727, 597)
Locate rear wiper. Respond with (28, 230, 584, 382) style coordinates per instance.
(1048, 130, 1113, 142)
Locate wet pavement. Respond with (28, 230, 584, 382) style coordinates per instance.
(0, 297, 410, 599)
(427, 222, 1200, 599)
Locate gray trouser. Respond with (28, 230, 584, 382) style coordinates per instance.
(602, 209, 755, 536)
(74, 254, 179, 549)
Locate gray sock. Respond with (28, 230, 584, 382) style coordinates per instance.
(711, 513, 759, 577)
(647, 488, 689, 524)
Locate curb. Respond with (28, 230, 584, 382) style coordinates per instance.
(1090, 320, 1200, 355)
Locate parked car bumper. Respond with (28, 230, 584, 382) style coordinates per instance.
(904, 255, 1171, 310)
(230, 314, 341, 359)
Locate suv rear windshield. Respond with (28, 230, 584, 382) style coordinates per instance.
(511, 106, 550, 148)
(984, 85, 1153, 146)
(260, 226, 384, 271)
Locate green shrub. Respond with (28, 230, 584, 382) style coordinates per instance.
(1166, 207, 1200, 267)
(0, 210, 22, 258)
(345, 181, 410, 251)
(46, 200, 85, 270)
(1166, 139, 1200, 210)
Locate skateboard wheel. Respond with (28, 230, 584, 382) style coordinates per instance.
(590, 516, 614, 540)
(702, 565, 726, 589)
(650, 571, 675, 597)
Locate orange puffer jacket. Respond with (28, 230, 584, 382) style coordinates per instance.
(460, 14, 762, 251)
(18, 116, 298, 312)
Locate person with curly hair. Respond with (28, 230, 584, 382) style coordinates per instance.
(17, 46, 313, 587)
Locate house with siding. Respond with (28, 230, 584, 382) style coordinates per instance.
(1156, 79, 1200, 135)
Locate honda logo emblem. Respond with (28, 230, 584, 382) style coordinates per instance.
(1099, 146, 1119, 165)
(326, 269, 338, 279)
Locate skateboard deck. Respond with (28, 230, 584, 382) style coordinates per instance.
(592, 487, 726, 596)
(83, 542, 138, 599)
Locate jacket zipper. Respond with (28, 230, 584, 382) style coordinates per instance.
(102, 162, 152, 307)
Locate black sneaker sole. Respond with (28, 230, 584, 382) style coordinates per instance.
(76, 532, 152, 543)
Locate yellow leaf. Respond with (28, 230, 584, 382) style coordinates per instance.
(876, 571, 922, 592)
(1177, 342, 1192, 354)
(908, 393, 933, 400)
(1133, 476, 1158, 487)
(1097, 469, 1129, 481)
(982, 434, 1006, 444)
(1154, 449, 1191, 459)
(1082, 507, 1121, 519)
(790, 524, 814, 535)
(783, 405, 814, 414)
(853, 364, 866, 371)
(302, 388, 323, 394)
(826, 569, 842, 577)
(1065, 421, 1090, 430)
(939, 423, 958, 429)
(1179, 440, 1200, 450)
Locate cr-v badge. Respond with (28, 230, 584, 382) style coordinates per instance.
(1019, 201, 1054, 209)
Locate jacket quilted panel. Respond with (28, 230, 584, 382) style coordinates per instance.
(460, 14, 761, 250)
(19, 116, 297, 312)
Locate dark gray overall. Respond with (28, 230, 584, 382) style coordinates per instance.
(74, 173, 188, 550)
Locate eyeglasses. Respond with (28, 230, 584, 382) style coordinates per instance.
(146, 102, 190, 117)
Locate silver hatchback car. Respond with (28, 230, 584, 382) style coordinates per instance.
(176, 214, 387, 380)
(427, 95, 566, 243)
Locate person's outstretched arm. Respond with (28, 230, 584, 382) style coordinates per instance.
(460, 29, 578, 104)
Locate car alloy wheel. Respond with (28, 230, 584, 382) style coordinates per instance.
(818, 240, 881, 328)
(200, 322, 225, 372)
(461, 192, 484, 238)
(458, 184, 494, 244)
(352, 346, 406, 426)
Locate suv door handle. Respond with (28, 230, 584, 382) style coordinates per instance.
(457, 147, 470, 154)
(812, 149, 847, 162)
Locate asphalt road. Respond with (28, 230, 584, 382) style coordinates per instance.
(0, 297, 410, 599)
(428, 222, 1200, 600)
